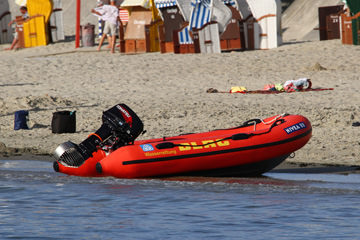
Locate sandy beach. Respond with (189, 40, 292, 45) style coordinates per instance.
(0, 38, 359, 167)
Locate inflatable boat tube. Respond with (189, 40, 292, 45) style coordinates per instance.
(54, 114, 312, 178)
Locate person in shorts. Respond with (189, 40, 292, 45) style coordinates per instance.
(91, 0, 119, 53)
(5, 6, 29, 50)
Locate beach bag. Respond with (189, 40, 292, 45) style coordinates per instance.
(14, 110, 29, 130)
(51, 111, 76, 134)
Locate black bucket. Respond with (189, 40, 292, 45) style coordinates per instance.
(14, 110, 29, 130)
(51, 111, 76, 134)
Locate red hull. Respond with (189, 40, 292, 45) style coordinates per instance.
(54, 114, 312, 178)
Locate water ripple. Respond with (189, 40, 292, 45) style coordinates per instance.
(0, 160, 360, 239)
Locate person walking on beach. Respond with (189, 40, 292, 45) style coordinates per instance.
(91, 0, 119, 53)
(5, 6, 29, 50)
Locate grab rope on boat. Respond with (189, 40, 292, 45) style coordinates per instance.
(252, 113, 287, 131)
(156, 114, 287, 150)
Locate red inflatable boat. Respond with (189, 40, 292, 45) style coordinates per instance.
(53, 104, 312, 178)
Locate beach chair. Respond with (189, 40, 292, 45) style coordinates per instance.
(193, 21, 221, 53)
(121, 0, 163, 53)
(341, 12, 360, 45)
(243, 0, 282, 50)
(345, 0, 360, 45)
(49, 0, 65, 42)
(23, 0, 53, 48)
(172, 0, 234, 54)
(188, 0, 231, 53)
(0, 5, 12, 44)
(173, 23, 198, 53)
(155, 0, 185, 53)
(220, 5, 245, 51)
(317, 5, 344, 41)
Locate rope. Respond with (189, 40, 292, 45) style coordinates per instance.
(245, 114, 286, 131)
(255, 113, 286, 131)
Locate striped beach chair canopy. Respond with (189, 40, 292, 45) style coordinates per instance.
(189, 0, 212, 30)
(178, 26, 193, 44)
(155, 0, 177, 8)
(119, 8, 129, 23)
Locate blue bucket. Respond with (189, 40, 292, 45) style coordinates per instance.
(14, 110, 29, 130)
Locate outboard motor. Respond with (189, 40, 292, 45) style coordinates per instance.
(53, 104, 143, 167)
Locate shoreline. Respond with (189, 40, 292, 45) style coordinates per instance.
(1, 153, 359, 175)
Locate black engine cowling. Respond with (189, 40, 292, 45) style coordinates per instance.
(53, 104, 143, 167)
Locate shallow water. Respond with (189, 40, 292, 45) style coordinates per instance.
(0, 160, 360, 239)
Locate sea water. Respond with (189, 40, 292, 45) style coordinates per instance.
(0, 160, 360, 240)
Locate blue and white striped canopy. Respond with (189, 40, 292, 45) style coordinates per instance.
(178, 27, 193, 44)
(189, 0, 212, 30)
(154, 0, 177, 8)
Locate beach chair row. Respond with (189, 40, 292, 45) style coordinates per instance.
(118, 0, 282, 54)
